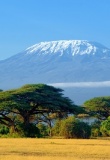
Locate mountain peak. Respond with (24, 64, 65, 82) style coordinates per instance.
(25, 40, 110, 56)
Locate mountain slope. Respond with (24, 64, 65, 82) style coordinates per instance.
(0, 40, 110, 104)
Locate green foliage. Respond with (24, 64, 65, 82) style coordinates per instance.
(16, 122, 40, 137)
(84, 96, 110, 120)
(3, 84, 110, 138)
(60, 116, 75, 138)
(52, 120, 62, 136)
(37, 123, 48, 137)
(100, 116, 110, 136)
(73, 121, 91, 139)
(53, 116, 91, 139)
(23, 124, 40, 138)
(0, 84, 79, 137)
(0, 124, 9, 135)
(91, 121, 101, 137)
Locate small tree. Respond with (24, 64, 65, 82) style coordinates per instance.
(100, 116, 110, 136)
(60, 116, 91, 139)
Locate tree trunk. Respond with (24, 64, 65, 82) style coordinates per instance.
(48, 120, 52, 137)
(22, 112, 31, 136)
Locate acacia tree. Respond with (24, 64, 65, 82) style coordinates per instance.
(0, 91, 15, 127)
(0, 84, 80, 137)
(84, 97, 110, 120)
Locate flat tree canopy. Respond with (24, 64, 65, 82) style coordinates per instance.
(0, 84, 80, 136)
(84, 96, 110, 120)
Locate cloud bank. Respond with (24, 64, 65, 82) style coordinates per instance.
(49, 81, 110, 88)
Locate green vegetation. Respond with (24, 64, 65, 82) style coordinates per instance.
(0, 84, 110, 138)
(52, 116, 91, 138)
(0, 84, 81, 138)
(84, 97, 110, 120)
(100, 116, 110, 136)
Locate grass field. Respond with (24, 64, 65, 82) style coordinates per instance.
(0, 138, 110, 160)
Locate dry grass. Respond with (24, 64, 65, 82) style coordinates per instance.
(0, 138, 110, 160)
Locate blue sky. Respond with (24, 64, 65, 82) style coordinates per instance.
(0, 0, 110, 60)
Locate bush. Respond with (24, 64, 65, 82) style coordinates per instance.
(91, 128, 101, 137)
(91, 121, 101, 137)
(73, 121, 91, 138)
(100, 117, 110, 136)
(0, 124, 9, 135)
(56, 116, 91, 139)
(14, 123, 40, 137)
(52, 120, 62, 136)
(37, 123, 48, 137)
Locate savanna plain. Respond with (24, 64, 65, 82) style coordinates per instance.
(0, 138, 110, 160)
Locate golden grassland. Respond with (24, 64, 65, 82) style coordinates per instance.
(0, 138, 110, 160)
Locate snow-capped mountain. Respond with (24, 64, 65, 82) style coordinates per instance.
(22, 40, 109, 58)
(0, 40, 110, 104)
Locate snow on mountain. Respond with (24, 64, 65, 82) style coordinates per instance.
(25, 40, 109, 56)
(0, 40, 110, 104)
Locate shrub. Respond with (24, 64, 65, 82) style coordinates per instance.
(0, 124, 9, 135)
(58, 116, 91, 139)
(37, 123, 48, 137)
(100, 116, 110, 136)
(91, 121, 101, 137)
(52, 120, 62, 136)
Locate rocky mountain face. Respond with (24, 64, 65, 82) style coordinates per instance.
(0, 40, 110, 104)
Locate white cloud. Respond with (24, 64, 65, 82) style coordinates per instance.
(49, 81, 110, 88)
